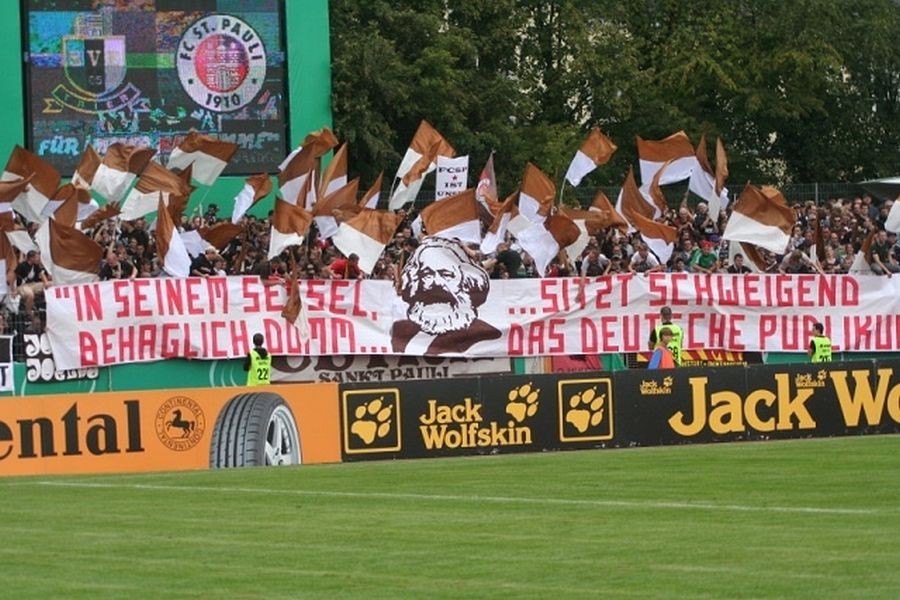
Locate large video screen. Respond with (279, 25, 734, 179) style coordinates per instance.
(23, 0, 288, 177)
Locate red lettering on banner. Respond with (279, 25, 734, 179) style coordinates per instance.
(118, 325, 135, 362)
(598, 316, 619, 351)
(796, 275, 814, 307)
(242, 278, 262, 313)
(693, 275, 714, 306)
(593, 277, 612, 309)
(617, 274, 633, 305)
(729, 314, 746, 350)
(759, 315, 777, 349)
(330, 280, 350, 315)
(351, 282, 367, 317)
(648, 273, 669, 306)
(507, 319, 566, 354)
(132, 279, 151, 317)
(207, 277, 229, 314)
(73, 283, 103, 321)
(306, 281, 326, 311)
(540, 280, 574, 314)
(159, 279, 184, 315)
(209, 321, 228, 357)
(113, 280, 130, 317)
(230, 320, 249, 354)
(743, 276, 761, 307)
(844, 315, 900, 351)
(139, 325, 156, 359)
(715, 277, 740, 306)
(79, 332, 97, 366)
(264, 282, 284, 312)
(185, 279, 204, 315)
(581, 318, 599, 352)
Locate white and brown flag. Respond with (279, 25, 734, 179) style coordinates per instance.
(318, 142, 349, 198)
(636, 130, 697, 186)
(35, 212, 103, 285)
(516, 213, 581, 277)
(121, 160, 193, 221)
(2, 145, 60, 224)
(313, 178, 361, 240)
(479, 189, 518, 255)
(155, 194, 192, 278)
(565, 127, 617, 187)
(420, 188, 481, 245)
(519, 162, 555, 224)
(91, 143, 156, 204)
(332, 209, 404, 275)
(687, 134, 730, 220)
(167, 131, 238, 186)
(723, 183, 795, 254)
(389, 120, 455, 209)
(278, 127, 339, 209)
(231, 173, 273, 224)
(621, 167, 678, 264)
(269, 181, 314, 260)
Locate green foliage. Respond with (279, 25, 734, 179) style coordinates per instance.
(331, 0, 900, 193)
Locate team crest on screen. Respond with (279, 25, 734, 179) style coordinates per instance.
(45, 14, 142, 114)
(176, 14, 267, 113)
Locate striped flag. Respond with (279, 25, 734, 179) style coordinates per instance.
(420, 188, 481, 244)
(121, 161, 192, 221)
(231, 173, 273, 224)
(318, 143, 348, 198)
(517, 214, 581, 277)
(621, 167, 678, 264)
(589, 189, 629, 233)
(35, 217, 103, 284)
(389, 120, 454, 209)
(155, 194, 192, 278)
(359, 172, 383, 209)
(636, 130, 697, 185)
(92, 143, 155, 204)
(71, 146, 101, 190)
(332, 209, 404, 275)
(268, 183, 313, 260)
(313, 178, 360, 240)
(167, 131, 238, 185)
(278, 128, 339, 208)
(565, 127, 617, 187)
(519, 162, 555, 223)
(480, 189, 518, 255)
(723, 183, 794, 254)
(688, 134, 729, 220)
(2, 145, 60, 224)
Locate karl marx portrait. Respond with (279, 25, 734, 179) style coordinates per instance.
(391, 237, 501, 354)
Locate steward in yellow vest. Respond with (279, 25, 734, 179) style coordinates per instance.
(244, 333, 272, 385)
(809, 322, 832, 363)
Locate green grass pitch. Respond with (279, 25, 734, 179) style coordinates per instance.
(1, 435, 898, 598)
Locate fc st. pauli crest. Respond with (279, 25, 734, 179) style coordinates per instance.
(44, 14, 143, 115)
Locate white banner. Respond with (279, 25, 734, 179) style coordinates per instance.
(435, 155, 469, 200)
(45, 272, 900, 371)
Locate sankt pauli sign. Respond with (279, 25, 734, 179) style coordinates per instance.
(339, 359, 900, 461)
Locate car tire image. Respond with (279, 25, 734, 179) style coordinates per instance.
(210, 392, 302, 468)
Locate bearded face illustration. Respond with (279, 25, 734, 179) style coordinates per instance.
(392, 237, 499, 354)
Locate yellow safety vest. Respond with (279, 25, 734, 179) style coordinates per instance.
(247, 349, 272, 385)
(811, 336, 832, 363)
(655, 323, 683, 366)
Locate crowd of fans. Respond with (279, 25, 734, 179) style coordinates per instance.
(3, 191, 899, 349)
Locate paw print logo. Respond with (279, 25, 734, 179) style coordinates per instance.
(565, 387, 605, 433)
(558, 378, 614, 442)
(342, 389, 402, 454)
(663, 376, 673, 388)
(506, 382, 539, 423)
(351, 397, 393, 444)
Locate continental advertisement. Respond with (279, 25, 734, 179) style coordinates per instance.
(0, 383, 340, 477)
(340, 359, 900, 461)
